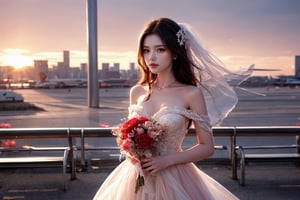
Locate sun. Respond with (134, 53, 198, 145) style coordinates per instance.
(3, 54, 32, 68)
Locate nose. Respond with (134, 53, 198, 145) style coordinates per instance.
(149, 50, 156, 61)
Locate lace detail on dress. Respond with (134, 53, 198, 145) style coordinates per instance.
(128, 104, 140, 118)
(128, 105, 212, 155)
(154, 106, 212, 134)
(129, 105, 212, 133)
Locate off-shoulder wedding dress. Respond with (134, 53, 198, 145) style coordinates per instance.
(93, 105, 239, 200)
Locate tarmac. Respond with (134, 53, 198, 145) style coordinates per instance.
(0, 87, 300, 200)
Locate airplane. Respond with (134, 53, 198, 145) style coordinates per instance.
(35, 72, 130, 88)
(226, 64, 255, 87)
(274, 77, 300, 87)
(226, 64, 283, 96)
(226, 64, 281, 87)
(35, 65, 279, 89)
(35, 72, 87, 88)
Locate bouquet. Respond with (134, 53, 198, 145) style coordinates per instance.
(112, 116, 165, 193)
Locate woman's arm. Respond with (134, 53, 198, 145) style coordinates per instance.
(142, 87, 215, 174)
(170, 87, 215, 163)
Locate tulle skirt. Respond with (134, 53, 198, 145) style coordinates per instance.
(93, 160, 239, 200)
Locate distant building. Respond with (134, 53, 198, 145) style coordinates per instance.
(129, 62, 135, 71)
(129, 62, 138, 82)
(101, 63, 110, 79)
(102, 63, 110, 71)
(63, 50, 70, 69)
(80, 63, 87, 79)
(112, 63, 120, 72)
(108, 63, 120, 78)
(57, 62, 68, 78)
(60, 50, 70, 78)
(295, 55, 300, 78)
(69, 67, 81, 78)
(34, 60, 48, 80)
(0, 66, 8, 80)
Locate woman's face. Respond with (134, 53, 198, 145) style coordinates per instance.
(142, 34, 173, 74)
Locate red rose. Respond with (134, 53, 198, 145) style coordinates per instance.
(120, 117, 150, 139)
(135, 133, 153, 149)
(121, 138, 134, 151)
(138, 116, 149, 124)
(121, 118, 139, 138)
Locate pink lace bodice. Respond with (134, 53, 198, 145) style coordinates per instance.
(128, 105, 212, 155)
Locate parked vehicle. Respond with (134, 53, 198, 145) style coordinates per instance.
(0, 90, 24, 102)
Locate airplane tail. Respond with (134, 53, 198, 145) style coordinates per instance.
(39, 72, 47, 83)
(238, 64, 255, 85)
(248, 64, 255, 71)
(227, 64, 255, 87)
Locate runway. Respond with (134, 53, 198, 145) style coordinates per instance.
(1, 86, 299, 128)
(222, 87, 300, 126)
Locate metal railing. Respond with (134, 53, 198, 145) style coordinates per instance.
(1, 126, 299, 180)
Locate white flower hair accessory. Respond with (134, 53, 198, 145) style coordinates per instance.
(176, 28, 186, 46)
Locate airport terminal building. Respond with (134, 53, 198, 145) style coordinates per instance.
(295, 55, 300, 78)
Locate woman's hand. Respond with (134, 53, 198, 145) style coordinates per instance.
(141, 155, 172, 175)
(126, 153, 139, 165)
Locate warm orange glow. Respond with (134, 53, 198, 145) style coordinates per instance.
(3, 53, 32, 68)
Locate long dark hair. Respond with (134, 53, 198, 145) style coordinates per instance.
(137, 18, 201, 90)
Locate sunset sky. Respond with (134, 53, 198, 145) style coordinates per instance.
(0, 0, 299, 76)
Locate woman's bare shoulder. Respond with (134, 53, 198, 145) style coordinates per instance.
(130, 84, 148, 104)
(179, 85, 203, 97)
(130, 84, 147, 95)
(183, 85, 207, 114)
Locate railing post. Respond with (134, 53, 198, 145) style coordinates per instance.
(231, 126, 237, 180)
(67, 129, 76, 180)
(297, 135, 300, 154)
(81, 128, 86, 171)
(297, 135, 300, 167)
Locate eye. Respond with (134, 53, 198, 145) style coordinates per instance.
(143, 48, 150, 54)
(157, 47, 166, 53)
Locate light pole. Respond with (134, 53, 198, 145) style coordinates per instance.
(86, 0, 99, 108)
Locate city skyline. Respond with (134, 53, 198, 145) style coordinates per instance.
(0, 0, 300, 76)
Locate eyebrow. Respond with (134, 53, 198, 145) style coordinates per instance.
(143, 44, 166, 48)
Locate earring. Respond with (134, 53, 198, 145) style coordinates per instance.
(173, 56, 177, 60)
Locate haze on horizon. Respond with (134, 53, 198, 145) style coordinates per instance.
(0, 0, 299, 76)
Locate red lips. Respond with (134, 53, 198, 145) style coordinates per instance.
(149, 63, 158, 68)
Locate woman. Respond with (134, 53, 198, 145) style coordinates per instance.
(93, 17, 243, 200)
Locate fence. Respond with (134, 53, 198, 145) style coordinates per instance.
(1, 126, 299, 180)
